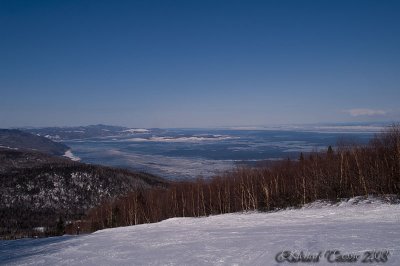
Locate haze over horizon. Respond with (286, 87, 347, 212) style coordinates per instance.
(1, 0, 400, 128)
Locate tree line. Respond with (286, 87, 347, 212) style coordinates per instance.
(80, 125, 400, 232)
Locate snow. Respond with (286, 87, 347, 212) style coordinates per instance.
(122, 129, 150, 133)
(125, 135, 235, 143)
(0, 146, 18, 150)
(63, 150, 80, 161)
(63, 130, 86, 133)
(44, 135, 61, 140)
(1, 197, 399, 265)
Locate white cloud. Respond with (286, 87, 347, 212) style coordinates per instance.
(345, 108, 387, 117)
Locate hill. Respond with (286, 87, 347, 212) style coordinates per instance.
(0, 148, 167, 238)
(23, 124, 154, 140)
(0, 129, 69, 155)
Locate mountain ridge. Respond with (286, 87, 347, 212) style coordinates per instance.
(0, 129, 167, 238)
(0, 129, 69, 156)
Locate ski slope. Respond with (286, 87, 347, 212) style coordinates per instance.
(1, 197, 399, 265)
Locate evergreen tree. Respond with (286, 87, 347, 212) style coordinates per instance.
(56, 216, 65, 236)
(327, 145, 334, 157)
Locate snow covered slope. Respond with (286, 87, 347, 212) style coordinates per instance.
(1, 197, 399, 265)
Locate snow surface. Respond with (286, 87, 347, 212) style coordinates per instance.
(1, 197, 399, 265)
(63, 150, 80, 161)
(0, 146, 18, 150)
(122, 129, 150, 133)
(125, 135, 235, 143)
(44, 134, 61, 140)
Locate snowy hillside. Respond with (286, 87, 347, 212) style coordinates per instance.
(1, 197, 399, 265)
(0, 148, 166, 238)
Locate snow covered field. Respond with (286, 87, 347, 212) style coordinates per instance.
(1, 197, 399, 265)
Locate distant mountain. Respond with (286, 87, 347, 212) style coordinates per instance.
(0, 148, 167, 238)
(0, 129, 69, 156)
(23, 124, 155, 141)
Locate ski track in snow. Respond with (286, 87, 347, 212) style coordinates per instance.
(1, 198, 399, 265)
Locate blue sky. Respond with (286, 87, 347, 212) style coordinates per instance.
(1, 0, 399, 128)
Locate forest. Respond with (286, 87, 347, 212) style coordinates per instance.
(0, 149, 166, 239)
(80, 125, 400, 233)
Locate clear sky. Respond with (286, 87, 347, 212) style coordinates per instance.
(1, 0, 399, 128)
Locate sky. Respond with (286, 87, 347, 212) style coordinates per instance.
(1, 0, 399, 128)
